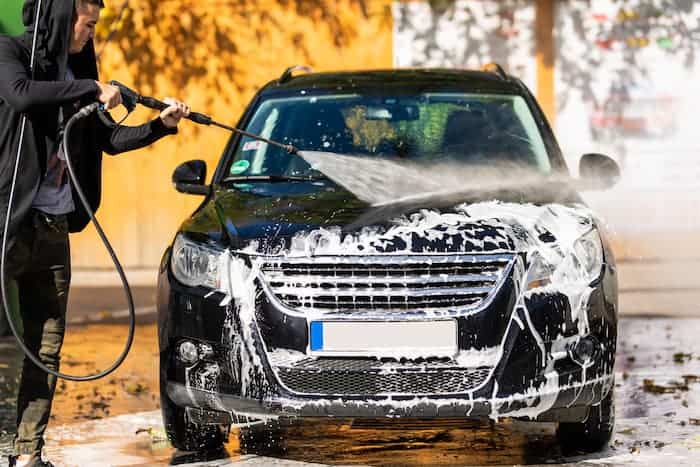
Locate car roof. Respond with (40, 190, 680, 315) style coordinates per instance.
(259, 68, 525, 95)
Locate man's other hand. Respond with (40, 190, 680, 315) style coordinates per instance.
(95, 81, 122, 110)
(160, 98, 191, 128)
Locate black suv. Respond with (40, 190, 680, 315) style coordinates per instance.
(157, 67, 620, 454)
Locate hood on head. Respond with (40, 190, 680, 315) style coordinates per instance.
(21, 0, 98, 81)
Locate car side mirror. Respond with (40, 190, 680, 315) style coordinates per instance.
(172, 160, 209, 195)
(578, 153, 620, 190)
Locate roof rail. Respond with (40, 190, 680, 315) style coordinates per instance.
(279, 65, 313, 84)
(481, 63, 508, 80)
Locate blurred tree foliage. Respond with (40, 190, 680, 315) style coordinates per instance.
(95, 0, 392, 108)
(556, 0, 700, 108)
(0, 0, 24, 36)
(413, 0, 700, 109)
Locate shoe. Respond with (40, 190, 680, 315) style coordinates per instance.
(8, 455, 54, 467)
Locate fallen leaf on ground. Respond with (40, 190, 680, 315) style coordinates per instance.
(123, 381, 148, 395)
(674, 353, 692, 364)
(643, 378, 689, 394)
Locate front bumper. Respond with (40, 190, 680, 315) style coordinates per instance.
(157, 253, 617, 423)
(166, 372, 611, 422)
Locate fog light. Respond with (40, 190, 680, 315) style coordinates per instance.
(570, 336, 599, 364)
(199, 343, 214, 359)
(178, 341, 199, 364)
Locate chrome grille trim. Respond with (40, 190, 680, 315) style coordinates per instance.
(265, 273, 498, 286)
(273, 285, 493, 298)
(257, 253, 515, 315)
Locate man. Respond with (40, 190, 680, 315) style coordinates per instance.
(0, 0, 191, 465)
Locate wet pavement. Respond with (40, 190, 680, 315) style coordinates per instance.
(0, 315, 698, 466)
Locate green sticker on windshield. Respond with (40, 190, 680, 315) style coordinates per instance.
(230, 160, 250, 175)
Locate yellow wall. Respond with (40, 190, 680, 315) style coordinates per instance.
(73, 0, 394, 268)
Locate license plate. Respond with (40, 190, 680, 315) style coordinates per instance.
(309, 320, 457, 358)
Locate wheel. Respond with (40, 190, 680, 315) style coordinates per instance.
(557, 387, 615, 454)
(160, 380, 230, 452)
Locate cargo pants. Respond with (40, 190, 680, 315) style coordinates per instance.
(7, 210, 70, 456)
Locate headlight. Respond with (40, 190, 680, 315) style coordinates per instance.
(170, 234, 224, 288)
(572, 229, 604, 283)
(526, 228, 603, 290)
(526, 251, 553, 290)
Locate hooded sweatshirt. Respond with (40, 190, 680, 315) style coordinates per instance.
(0, 0, 176, 242)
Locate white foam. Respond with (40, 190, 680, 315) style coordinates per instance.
(201, 199, 607, 420)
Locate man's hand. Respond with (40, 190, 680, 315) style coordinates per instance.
(95, 81, 122, 110)
(160, 98, 190, 128)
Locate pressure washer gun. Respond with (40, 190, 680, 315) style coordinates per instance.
(108, 81, 298, 154)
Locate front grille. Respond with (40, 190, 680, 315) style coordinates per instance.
(272, 357, 492, 396)
(259, 254, 514, 313)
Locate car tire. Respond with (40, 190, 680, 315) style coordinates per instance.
(556, 387, 615, 454)
(160, 383, 230, 452)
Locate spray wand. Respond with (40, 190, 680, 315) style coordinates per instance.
(108, 81, 299, 154)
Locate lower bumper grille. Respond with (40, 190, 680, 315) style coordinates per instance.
(274, 358, 492, 396)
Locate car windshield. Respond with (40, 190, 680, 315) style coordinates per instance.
(225, 92, 552, 179)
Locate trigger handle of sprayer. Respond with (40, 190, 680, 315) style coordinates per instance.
(107, 81, 213, 126)
(108, 80, 138, 113)
(130, 93, 213, 125)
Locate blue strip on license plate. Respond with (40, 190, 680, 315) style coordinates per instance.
(310, 321, 324, 351)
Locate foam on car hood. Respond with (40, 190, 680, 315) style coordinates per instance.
(198, 199, 611, 423)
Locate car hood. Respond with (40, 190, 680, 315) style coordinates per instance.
(183, 181, 595, 256)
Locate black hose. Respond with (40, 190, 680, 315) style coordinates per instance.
(1, 103, 136, 381)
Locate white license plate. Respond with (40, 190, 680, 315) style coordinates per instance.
(309, 320, 457, 358)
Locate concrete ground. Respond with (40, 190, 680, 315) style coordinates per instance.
(0, 315, 696, 467)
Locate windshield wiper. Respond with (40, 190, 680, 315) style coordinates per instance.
(221, 175, 328, 184)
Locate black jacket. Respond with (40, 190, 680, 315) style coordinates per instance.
(0, 0, 175, 240)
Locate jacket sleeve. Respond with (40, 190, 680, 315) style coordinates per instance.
(98, 114, 178, 155)
(0, 39, 99, 113)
